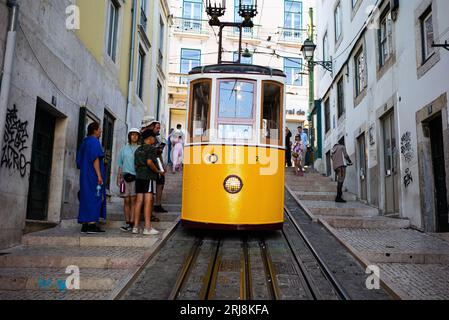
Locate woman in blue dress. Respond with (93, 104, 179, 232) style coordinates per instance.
(76, 122, 107, 234)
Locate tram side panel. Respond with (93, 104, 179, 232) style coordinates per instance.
(181, 145, 285, 229)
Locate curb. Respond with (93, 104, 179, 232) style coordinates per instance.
(285, 184, 318, 222)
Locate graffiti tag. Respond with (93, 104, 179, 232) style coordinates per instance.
(400, 132, 414, 163)
(403, 168, 413, 188)
(0, 105, 31, 177)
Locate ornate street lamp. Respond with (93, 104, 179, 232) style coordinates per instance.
(206, 0, 226, 26)
(301, 38, 333, 73)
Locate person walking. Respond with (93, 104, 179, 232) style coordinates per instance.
(167, 128, 174, 167)
(285, 127, 292, 167)
(171, 130, 184, 174)
(297, 126, 308, 171)
(76, 122, 106, 234)
(292, 135, 304, 176)
(133, 130, 164, 235)
(331, 141, 353, 203)
(117, 128, 141, 232)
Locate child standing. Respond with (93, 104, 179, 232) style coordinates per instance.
(133, 130, 165, 236)
(292, 135, 304, 176)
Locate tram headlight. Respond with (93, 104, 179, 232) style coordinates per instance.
(223, 175, 243, 194)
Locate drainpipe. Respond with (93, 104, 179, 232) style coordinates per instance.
(0, 0, 19, 140)
(125, 0, 138, 132)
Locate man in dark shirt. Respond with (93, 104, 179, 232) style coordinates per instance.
(285, 127, 292, 167)
(133, 130, 165, 236)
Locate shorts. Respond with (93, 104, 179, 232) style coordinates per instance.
(135, 179, 157, 194)
(156, 174, 165, 186)
(120, 180, 136, 198)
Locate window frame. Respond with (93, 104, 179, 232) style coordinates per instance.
(106, 0, 120, 62)
(284, 57, 303, 87)
(180, 48, 201, 84)
(260, 80, 284, 147)
(354, 46, 367, 98)
(215, 78, 257, 143)
(420, 8, 434, 64)
(188, 78, 213, 143)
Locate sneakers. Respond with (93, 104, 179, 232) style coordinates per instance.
(132, 227, 140, 234)
(143, 228, 160, 236)
(335, 197, 347, 203)
(120, 224, 133, 232)
(81, 223, 105, 234)
(153, 205, 168, 213)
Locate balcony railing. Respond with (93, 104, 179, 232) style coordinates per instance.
(278, 27, 308, 43)
(172, 17, 210, 35)
(169, 73, 190, 86)
(228, 25, 260, 41)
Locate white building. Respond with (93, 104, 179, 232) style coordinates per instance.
(316, 0, 449, 232)
(167, 0, 315, 138)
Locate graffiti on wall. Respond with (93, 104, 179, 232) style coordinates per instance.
(0, 105, 31, 177)
(401, 132, 414, 163)
(403, 168, 413, 188)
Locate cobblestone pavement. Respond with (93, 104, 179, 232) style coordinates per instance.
(285, 169, 449, 299)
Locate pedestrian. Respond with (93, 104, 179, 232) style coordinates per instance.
(292, 135, 304, 176)
(297, 126, 308, 171)
(76, 122, 106, 234)
(171, 130, 184, 174)
(285, 127, 292, 167)
(133, 130, 164, 235)
(331, 141, 353, 203)
(151, 121, 169, 214)
(167, 128, 174, 167)
(117, 128, 141, 232)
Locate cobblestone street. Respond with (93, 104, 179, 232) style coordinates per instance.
(285, 169, 449, 299)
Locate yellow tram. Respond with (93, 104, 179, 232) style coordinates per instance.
(181, 64, 286, 230)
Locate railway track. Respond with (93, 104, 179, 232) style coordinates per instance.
(119, 205, 350, 300)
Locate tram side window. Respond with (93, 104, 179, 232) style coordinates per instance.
(190, 80, 211, 142)
(217, 80, 255, 141)
(261, 81, 283, 145)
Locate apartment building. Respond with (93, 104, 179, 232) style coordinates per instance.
(0, 0, 171, 249)
(316, 0, 449, 232)
(167, 0, 315, 136)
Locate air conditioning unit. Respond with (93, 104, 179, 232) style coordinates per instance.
(390, 0, 399, 21)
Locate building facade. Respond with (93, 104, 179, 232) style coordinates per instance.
(0, 0, 171, 249)
(316, 0, 449, 231)
(167, 0, 315, 138)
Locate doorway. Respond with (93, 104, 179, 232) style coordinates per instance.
(357, 133, 367, 201)
(429, 114, 449, 232)
(382, 111, 399, 214)
(26, 107, 56, 221)
(325, 150, 332, 177)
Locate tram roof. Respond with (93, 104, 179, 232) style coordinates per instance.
(189, 64, 286, 77)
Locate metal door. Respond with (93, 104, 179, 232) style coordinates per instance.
(429, 114, 449, 232)
(26, 108, 56, 220)
(382, 112, 399, 214)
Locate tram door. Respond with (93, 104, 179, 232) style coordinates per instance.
(382, 112, 399, 214)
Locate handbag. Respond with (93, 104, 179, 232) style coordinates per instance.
(292, 152, 299, 159)
(124, 173, 136, 183)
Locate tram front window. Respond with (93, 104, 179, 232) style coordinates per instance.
(217, 80, 255, 141)
(261, 81, 283, 145)
(190, 80, 211, 142)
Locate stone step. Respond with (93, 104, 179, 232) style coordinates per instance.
(59, 219, 175, 230)
(295, 191, 356, 202)
(286, 184, 339, 192)
(0, 246, 147, 269)
(321, 216, 410, 229)
(106, 212, 180, 222)
(0, 267, 129, 291)
(0, 289, 111, 300)
(21, 226, 165, 248)
(303, 200, 379, 217)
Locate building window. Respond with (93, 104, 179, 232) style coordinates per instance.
(283, 0, 303, 41)
(354, 47, 367, 97)
(352, 0, 360, 9)
(137, 47, 145, 99)
(420, 7, 434, 63)
(180, 49, 201, 84)
(182, 0, 202, 32)
(140, 0, 148, 31)
(107, 0, 120, 62)
(233, 52, 252, 64)
(378, 7, 392, 68)
(324, 98, 330, 133)
(334, 2, 342, 42)
(158, 17, 165, 67)
(284, 57, 303, 86)
(337, 77, 345, 118)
